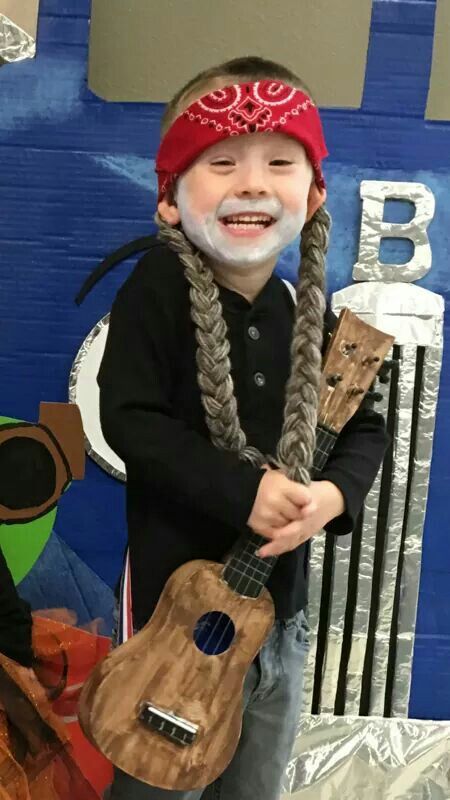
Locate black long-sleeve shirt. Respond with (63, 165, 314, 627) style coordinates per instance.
(0, 546, 33, 666)
(98, 238, 389, 626)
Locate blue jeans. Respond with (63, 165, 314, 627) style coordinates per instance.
(106, 609, 310, 800)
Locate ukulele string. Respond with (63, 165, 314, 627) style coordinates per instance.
(201, 545, 262, 655)
(221, 541, 275, 649)
(202, 541, 271, 655)
(201, 609, 227, 655)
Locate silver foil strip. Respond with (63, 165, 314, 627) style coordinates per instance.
(284, 714, 450, 798)
(320, 375, 391, 714)
(0, 13, 35, 63)
(369, 343, 417, 716)
(343, 386, 389, 715)
(302, 532, 326, 713)
(318, 532, 352, 713)
(331, 282, 444, 720)
(353, 181, 435, 283)
(332, 281, 444, 347)
(69, 314, 126, 482)
(392, 341, 443, 716)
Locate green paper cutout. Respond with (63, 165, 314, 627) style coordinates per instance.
(0, 415, 57, 584)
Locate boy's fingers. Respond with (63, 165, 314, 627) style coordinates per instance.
(278, 497, 305, 520)
(298, 501, 318, 519)
(257, 536, 295, 558)
(274, 500, 317, 536)
(269, 511, 292, 527)
(257, 543, 278, 558)
(256, 516, 318, 557)
(257, 522, 300, 557)
(284, 483, 312, 507)
(273, 520, 301, 538)
(255, 503, 318, 541)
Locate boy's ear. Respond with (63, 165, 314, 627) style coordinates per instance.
(306, 183, 327, 221)
(157, 193, 181, 226)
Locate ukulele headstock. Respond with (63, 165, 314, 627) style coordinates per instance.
(319, 308, 395, 434)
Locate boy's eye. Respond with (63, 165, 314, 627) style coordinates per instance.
(211, 159, 294, 167)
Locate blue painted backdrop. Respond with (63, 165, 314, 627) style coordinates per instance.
(0, 0, 448, 719)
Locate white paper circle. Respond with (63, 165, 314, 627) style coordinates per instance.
(69, 315, 126, 481)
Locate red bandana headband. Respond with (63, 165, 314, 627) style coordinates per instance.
(155, 80, 328, 203)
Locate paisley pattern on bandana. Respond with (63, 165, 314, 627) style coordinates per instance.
(156, 80, 328, 201)
(197, 84, 241, 113)
(254, 81, 298, 105)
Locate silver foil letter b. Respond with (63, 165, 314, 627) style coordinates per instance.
(353, 180, 435, 282)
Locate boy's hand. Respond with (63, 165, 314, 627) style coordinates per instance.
(247, 470, 316, 534)
(255, 480, 345, 558)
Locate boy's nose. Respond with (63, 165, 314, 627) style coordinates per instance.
(235, 182, 269, 199)
(236, 185, 269, 198)
(234, 165, 270, 198)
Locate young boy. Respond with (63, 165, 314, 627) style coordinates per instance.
(98, 56, 388, 800)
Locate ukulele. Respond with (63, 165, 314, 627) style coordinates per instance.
(78, 308, 394, 790)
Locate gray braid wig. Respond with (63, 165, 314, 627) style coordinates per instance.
(154, 206, 331, 486)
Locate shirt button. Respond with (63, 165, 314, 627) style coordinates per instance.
(254, 372, 266, 388)
(248, 325, 260, 341)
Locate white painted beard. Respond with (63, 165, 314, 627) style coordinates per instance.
(175, 181, 306, 269)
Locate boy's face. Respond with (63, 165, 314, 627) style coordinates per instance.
(158, 130, 325, 272)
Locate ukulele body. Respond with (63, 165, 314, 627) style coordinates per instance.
(79, 559, 274, 790)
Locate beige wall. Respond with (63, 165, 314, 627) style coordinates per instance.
(88, 0, 373, 108)
(426, 0, 450, 120)
(0, 0, 39, 37)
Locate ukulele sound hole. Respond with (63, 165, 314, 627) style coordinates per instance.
(193, 611, 235, 656)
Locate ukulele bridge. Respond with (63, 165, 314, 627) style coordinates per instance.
(139, 702, 199, 747)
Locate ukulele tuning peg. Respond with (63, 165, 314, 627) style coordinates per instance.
(366, 390, 384, 403)
(362, 355, 381, 366)
(348, 386, 365, 397)
(342, 341, 358, 356)
(326, 373, 343, 388)
(378, 358, 396, 384)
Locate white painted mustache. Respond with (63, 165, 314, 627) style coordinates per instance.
(216, 198, 283, 220)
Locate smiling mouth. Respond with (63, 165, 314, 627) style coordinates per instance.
(219, 213, 276, 231)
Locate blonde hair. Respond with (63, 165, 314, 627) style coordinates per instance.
(156, 56, 330, 484)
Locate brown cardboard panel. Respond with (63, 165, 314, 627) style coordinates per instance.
(0, 0, 39, 38)
(0, 403, 85, 523)
(88, 0, 372, 108)
(39, 402, 86, 480)
(426, 0, 450, 121)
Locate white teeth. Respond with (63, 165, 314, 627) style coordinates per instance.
(231, 216, 270, 222)
(222, 215, 273, 224)
(227, 223, 267, 230)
